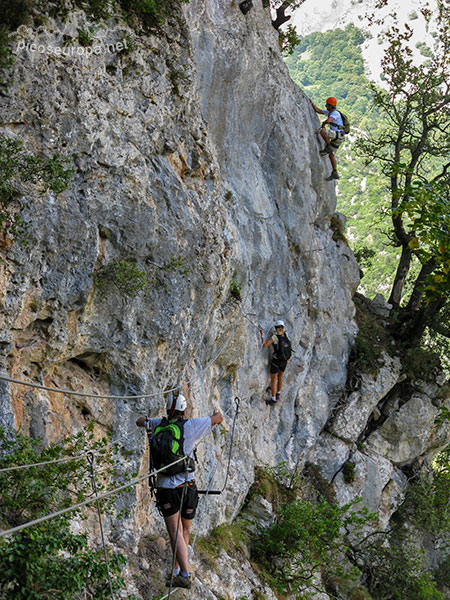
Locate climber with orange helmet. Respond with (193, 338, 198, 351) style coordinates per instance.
(310, 96, 345, 181)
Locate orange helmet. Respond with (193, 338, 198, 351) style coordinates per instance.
(326, 97, 337, 106)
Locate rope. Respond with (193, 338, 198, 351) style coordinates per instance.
(0, 456, 187, 538)
(87, 452, 115, 600)
(0, 411, 222, 539)
(197, 396, 240, 495)
(0, 266, 260, 406)
(166, 470, 189, 599)
(0, 450, 95, 473)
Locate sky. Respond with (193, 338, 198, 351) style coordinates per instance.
(291, 0, 437, 83)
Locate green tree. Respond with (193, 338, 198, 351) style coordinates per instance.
(0, 427, 129, 599)
(356, 1, 450, 343)
(0, 137, 73, 242)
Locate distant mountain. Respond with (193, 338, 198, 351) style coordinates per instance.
(292, 0, 437, 83)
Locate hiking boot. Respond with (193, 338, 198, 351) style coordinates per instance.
(325, 170, 340, 181)
(319, 144, 333, 155)
(167, 574, 192, 589)
(165, 573, 179, 586)
(276, 392, 281, 401)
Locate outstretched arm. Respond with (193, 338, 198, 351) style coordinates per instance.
(310, 99, 324, 114)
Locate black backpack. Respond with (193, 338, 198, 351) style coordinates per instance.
(150, 418, 195, 476)
(276, 333, 292, 360)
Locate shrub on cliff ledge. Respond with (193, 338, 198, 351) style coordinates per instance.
(0, 426, 130, 599)
(0, 136, 73, 243)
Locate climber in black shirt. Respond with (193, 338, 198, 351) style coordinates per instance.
(260, 320, 292, 405)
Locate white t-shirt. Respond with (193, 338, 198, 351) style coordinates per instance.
(150, 416, 212, 488)
(321, 108, 344, 132)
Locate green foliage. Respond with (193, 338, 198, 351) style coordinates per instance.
(351, 295, 396, 374)
(0, 426, 128, 599)
(399, 452, 450, 534)
(230, 270, 242, 301)
(361, 447, 450, 599)
(286, 25, 372, 127)
(74, 0, 111, 20)
(96, 259, 147, 299)
(364, 541, 443, 600)
(401, 344, 442, 381)
(163, 254, 191, 275)
(196, 522, 250, 566)
(354, 246, 377, 273)
(0, 136, 73, 242)
(353, 2, 450, 340)
(254, 497, 372, 597)
(342, 460, 356, 484)
(435, 406, 450, 426)
(118, 0, 189, 28)
(279, 25, 301, 55)
(264, 460, 302, 491)
(433, 553, 450, 592)
(78, 27, 93, 46)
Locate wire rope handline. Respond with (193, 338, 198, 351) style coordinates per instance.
(86, 452, 116, 600)
(0, 456, 187, 539)
(197, 396, 240, 495)
(0, 268, 259, 403)
(0, 411, 225, 539)
(0, 449, 96, 473)
(166, 469, 189, 600)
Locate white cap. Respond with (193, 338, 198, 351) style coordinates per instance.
(166, 393, 187, 412)
(275, 319, 285, 327)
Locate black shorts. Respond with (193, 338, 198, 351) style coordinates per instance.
(270, 357, 287, 374)
(156, 482, 199, 519)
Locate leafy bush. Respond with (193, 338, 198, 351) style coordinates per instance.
(0, 426, 129, 599)
(364, 541, 443, 600)
(361, 447, 450, 599)
(254, 497, 372, 596)
(96, 259, 147, 299)
(0, 136, 73, 242)
(118, 0, 189, 27)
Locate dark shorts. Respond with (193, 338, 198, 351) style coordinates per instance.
(156, 482, 199, 519)
(270, 357, 287, 374)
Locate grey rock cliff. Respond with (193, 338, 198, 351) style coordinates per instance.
(0, 1, 448, 597)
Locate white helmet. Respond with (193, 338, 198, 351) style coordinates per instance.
(275, 319, 285, 328)
(166, 392, 187, 412)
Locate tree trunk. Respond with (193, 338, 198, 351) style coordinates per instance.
(272, 3, 292, 29)
(395, 297, 445, 345)
(405, 258, 436, 313)
(388, 244, 413, 308)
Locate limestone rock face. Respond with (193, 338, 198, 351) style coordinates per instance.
(0, 1, 448, 597)
(328, 352, 402, 443)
